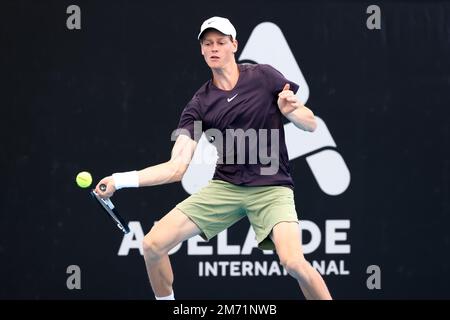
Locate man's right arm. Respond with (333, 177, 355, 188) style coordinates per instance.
(95, 134, 197, 198)
(138, 134, 197, 186)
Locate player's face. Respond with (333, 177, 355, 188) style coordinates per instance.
(200, 30, 238, 69)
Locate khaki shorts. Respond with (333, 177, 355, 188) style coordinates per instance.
(175, 179, 299, 250)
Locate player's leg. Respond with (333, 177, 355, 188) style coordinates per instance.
(142, 207, 201, 298)
(271, 221, 332, 300)
(144, 179, 245, 299)
(245, 185, 332, 300)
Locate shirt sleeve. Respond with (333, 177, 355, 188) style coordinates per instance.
(260, 64, 300, 95)
(174, 95, 203, 142)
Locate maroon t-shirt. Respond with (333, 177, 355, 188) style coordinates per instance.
(176, 64, 299, 189)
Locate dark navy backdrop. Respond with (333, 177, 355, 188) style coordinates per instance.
(1, 0, 449, 299)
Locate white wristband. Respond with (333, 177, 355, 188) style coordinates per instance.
(112, 171, 139, 190)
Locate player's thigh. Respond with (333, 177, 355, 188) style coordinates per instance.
(246, 185, 298, 250)
(175, 179, 245, 241)
(145, 207, 201, 253)
(271, 221, 304, 261)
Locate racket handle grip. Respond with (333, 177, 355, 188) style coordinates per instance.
(100, 184, 107, 192)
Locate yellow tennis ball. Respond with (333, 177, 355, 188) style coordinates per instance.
(76, 171, 92, 188)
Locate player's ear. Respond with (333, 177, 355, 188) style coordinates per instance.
(200, 43, 205, 56)
(232, 39, 238, 53)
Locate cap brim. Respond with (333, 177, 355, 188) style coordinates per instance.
(198, 27, 233, 40)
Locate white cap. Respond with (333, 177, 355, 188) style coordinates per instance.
(198, 16, 237, 40)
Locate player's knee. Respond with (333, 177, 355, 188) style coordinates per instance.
(142, 235, 166, 260)
(280, 257, 310, 280)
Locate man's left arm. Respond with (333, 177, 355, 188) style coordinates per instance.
(277, 83, 317, 132)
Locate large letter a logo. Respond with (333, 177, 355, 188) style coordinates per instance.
(239, 22, 350, 196)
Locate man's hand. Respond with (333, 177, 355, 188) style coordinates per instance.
(94, 176, 116, 198)
(278, 83, 317, 132)
(277, 83, 304, 116)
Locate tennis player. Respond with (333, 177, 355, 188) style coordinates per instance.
(95, 16, 332, 300)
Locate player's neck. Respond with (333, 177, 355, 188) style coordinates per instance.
(211, 62, 239, 91)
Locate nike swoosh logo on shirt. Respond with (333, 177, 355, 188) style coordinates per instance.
(227, 94, 238, 102)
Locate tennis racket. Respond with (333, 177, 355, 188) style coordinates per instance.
(90, 184, 130, 234)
